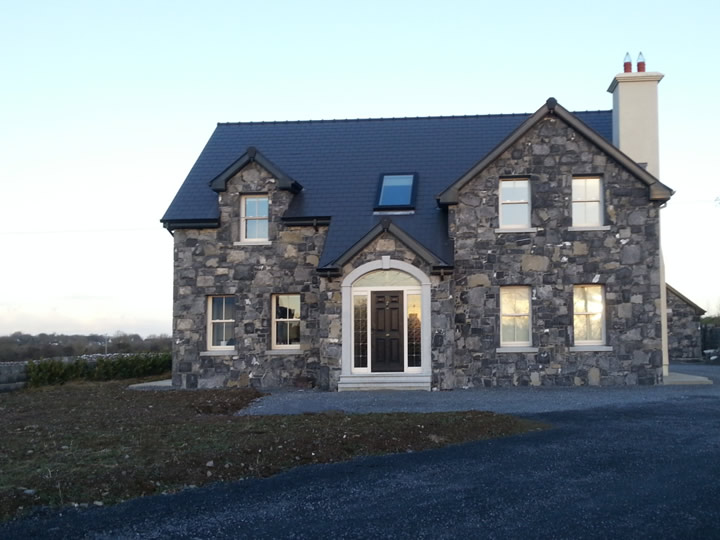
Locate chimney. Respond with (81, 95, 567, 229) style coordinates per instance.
(607, 53, 664, 178)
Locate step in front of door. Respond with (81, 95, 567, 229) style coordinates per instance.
(338, 374, 431, 391)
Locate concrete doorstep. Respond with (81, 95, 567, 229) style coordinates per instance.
(663, 372, 713, 385)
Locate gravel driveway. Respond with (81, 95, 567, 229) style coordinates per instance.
(240, 364, 720, 416)
(2, 364, 719, 539)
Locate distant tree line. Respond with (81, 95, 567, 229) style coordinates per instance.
(0, 332, 171, 362)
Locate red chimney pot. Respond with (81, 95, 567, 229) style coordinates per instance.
(623, 52, 632, 72)
(637, 52, 646, 72)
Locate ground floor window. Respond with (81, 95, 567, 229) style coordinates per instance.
(573, 285, 605, 345)
(272, 294, 301, 349)
(500, 286, 531, 346)
(208, 296, 236, 349)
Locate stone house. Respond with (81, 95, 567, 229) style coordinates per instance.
(162, 58, 688, 391)
(666, 284, 705, 362)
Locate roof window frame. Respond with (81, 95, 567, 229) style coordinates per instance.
(374, 173, 418, 211)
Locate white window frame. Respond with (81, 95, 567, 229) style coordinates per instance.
(351, 285, 423, 374)
(240, 194, 269, 243)
(271, 294, 301, 350)
(499, 179, 531, 229)
(500, 286, 532, 347)
(573, 285, 606, 346)
(572, 177, 603, 227)
(207, 296, 235, 351)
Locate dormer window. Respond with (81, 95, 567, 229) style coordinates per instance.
(376, 174, 416, 209)
(241, 194, 269, 242)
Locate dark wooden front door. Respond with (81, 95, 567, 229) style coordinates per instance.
(371, 291, 404, 372)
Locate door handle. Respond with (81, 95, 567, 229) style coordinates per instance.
(385, 333, 390, 337)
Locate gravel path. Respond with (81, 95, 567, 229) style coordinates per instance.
(239, 364, 719, 416)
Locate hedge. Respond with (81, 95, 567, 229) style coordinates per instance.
(26, 353, 171, 387)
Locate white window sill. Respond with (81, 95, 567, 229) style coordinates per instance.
(200, 350, 236, 356)
(568, 226, 611, 232)
(266, 349, 304, 356)
(233, 241, 272, 246)
(494, 227, 538, 234)
(496, 346, 538, 353)
(569, 345, 613, 352)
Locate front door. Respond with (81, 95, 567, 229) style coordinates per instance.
(371, 291, 404, 372)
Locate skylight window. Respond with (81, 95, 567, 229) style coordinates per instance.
(376, 174, 416, 208)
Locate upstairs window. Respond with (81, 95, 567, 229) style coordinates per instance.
(499, 179, 530, 228)
(376, 174, 416, 209)
(572, 177, 603, 227)
(241, 195, 269, 242)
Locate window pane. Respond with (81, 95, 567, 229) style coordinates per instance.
(571, 179, 582, 201)
(212, 297, 224, 320)
(287, 321, 300, 345)
(586, 286, 603, 313)
(588, 313, 603, 341)
(353, 296, 368, 368)
(501, 287, 529, 316)
(585, 178, 601, 199)
(586, 202, 601, 226)
(501, 180, 528, 202)
(379, 175, 413, 206)
(515, 316, 530, 343)
(501, 203, 529, 227)
(573, 201, 601, 226)
(224, 323, 235, 345)
(255, 218, 268, 240)
(573, 314, 588, 342)
(245, 219, 257, 239)
(408, 294, 421, 367)
(255, 197, 268, 217)
(573, 287, 588, 313)
(501, 317, 516, 343)
(572, 201, 584, 225)
(245, 197, 268, 218)
(245, 198, 257, 218)
(276, 321, 288, 345)
(276, 294, 300, 320)
(212, 322, 223, 346)
(223, 297, 235, 320)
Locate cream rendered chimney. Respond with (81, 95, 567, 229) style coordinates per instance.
(607, 53, 664, 178)
(609, 54, 669, 380)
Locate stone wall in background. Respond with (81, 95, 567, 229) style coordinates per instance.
(667, 288, 704, 361)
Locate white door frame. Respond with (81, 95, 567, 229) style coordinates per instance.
(340, 256, 432, 381)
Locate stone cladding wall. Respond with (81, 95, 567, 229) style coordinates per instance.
(171, 159, 455, 390)
(449, 115, 664, 387)
(172, 116, 668, 390)
(667, 289, 703, 361)
(172, 163, 335, 389)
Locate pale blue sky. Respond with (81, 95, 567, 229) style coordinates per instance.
(1, 0, 718, 336)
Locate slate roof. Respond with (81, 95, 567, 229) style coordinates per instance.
(161, 108, 613, 268)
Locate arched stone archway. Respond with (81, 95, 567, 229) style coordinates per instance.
(339, 256, 432, 390)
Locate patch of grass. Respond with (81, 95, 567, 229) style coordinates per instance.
(0, 378, 546, 521)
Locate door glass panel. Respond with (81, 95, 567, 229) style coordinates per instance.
(407, 294, 421, 367)
(353, 296, 368, 368)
